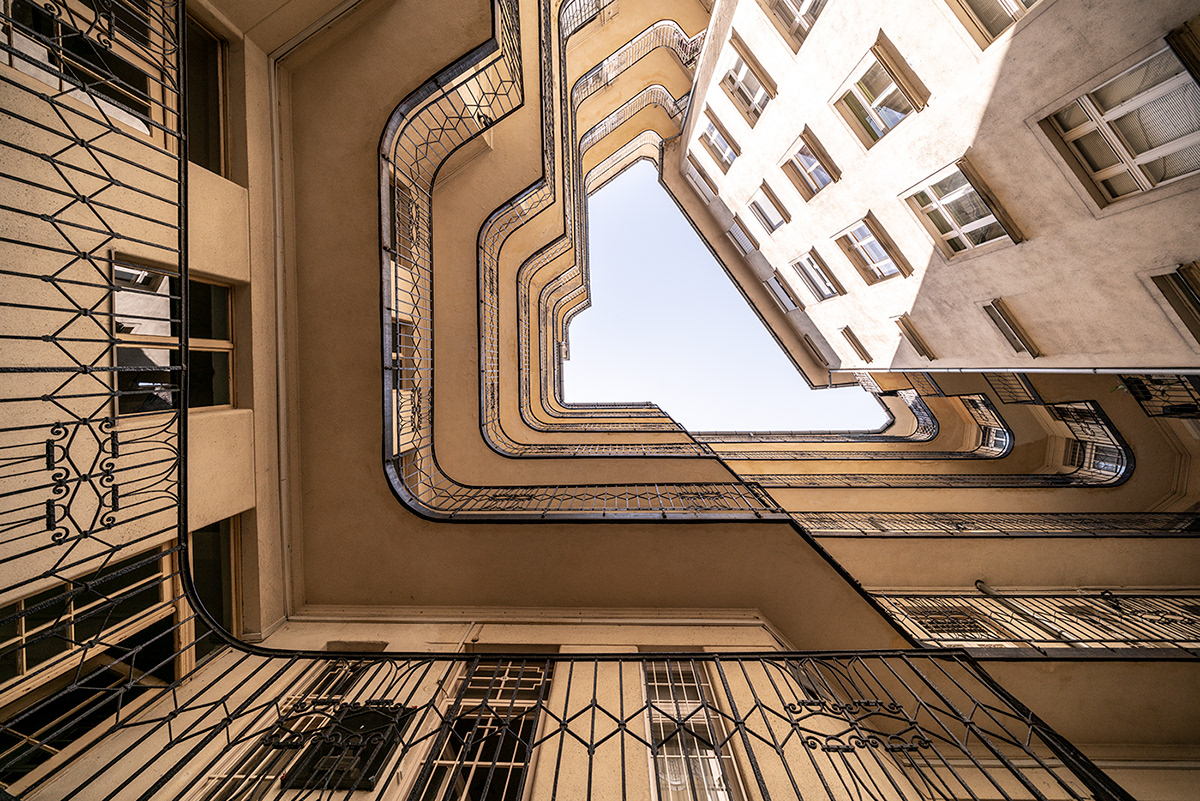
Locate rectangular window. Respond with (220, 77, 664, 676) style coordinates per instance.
(835, 214, 911, 284)
(113, 256, 233, 413)
(4, 0, 155, 134)
(895, 313, 937, 360)
(840, 326, 872, 362)
(1152, 262, 1200, 343)
(984, 372, 1040, 404)
(765, 272, 802, 312)
(762, 0, 828, 50)
(983, 298, 1041, 357)
(685, 155, 718, 203)
(0, 549, 169, 695)
(185, 16, 225, 175)
(1044, 49, 1200, 205)
(190, 518, 238, 664)
(700, 111, 739, 172)
(947, 0, 1040, 47)
(791, 250, 843, 301)
(836, 36, 928, 147)
(722, 35, 775, 124)
(782, 127, 839, 199)
(748, 183, 788, 232)
(801, 333, 829, 369)
(644, 662, 746, 801)
(413, 661, 550, 801)
(727, 217, 758, 256)
(906, 163, 1019, 255)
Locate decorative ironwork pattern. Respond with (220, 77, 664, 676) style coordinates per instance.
(1121, 374, 1200, 418)
(877, 592, 1200, 655)
(7, 652, 1135, 799)
(790, 510, 1200, 536)
(984, 373, 1041, 404)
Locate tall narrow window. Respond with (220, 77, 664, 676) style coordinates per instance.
(727, 218, 758, 256)
(185, 16, 224, 175)
(748, 183, 788, 233)
(644, 662, 746, 801)
(722, 36, 775, 124)
(840, 326, 872, 363)
(835, 214, 911, 284)
(1152, 262, 1200, 343)
(1044, 49, 1200, 205)
(983, 298, 1041, 357)
(190, 518, 237, 663)
(792, 250, 843, 301)
(700, 112, 739, 172)
(765, 272, 802, 312)
(685, 155, 718, 203)
(895, 314, 937, 360)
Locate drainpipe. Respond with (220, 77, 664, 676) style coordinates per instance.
(974, 580, 1086, 649)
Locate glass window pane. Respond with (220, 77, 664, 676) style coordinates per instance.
(1072, 130, 1121, 171)
(942, 190, 991, 226)
(925, 208, 953, 234)
(189, 350, 232, 407)
(874, 88, 912, 128)
(114, 273, 173, 338)
(189, 281, 231, 341)
(964, 221, 1006, 245)
(1091, 50, 1183, 112)
(930, 171, 970, 198)
(947, 236, 967, 252)
(963, 0, 1018, 39)
(192, 520, 233, 662)
(1100, 170, 1140, 198)
(1109, 82, 1200, 156)
(1141, 139, 1200, 184)
(842, 91, 883, 141)
(117, 347, 178, 413)
(1052, 101, 1089, 132)
(861, 239, 889, 264)
(856, 61, 892, 102)
(186, 17, 223, 174)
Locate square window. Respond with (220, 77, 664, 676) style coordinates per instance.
(1044, 49, 1200, 205)
(722, 35, 776, 125)
(748, 183, 789, 232)
(835, 37, 928, 148)
(835, 214, 910, 284)
(782, 128, 839, 199)
(905, 162, 1020, 255)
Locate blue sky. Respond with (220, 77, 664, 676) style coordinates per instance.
(561, 161, 888, 432)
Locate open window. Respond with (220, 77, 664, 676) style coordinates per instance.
(781, 127, 839, 199)
(835, 34, 929, 148)
(748, 183, 789, 233)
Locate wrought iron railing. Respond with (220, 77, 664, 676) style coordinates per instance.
(4, 650, 1135, 800)
(876, 591, 1200, 655)
(984, 373, 1041, 404)
(791, 510, 1200, 536)
(1120, 374, 1200, 418)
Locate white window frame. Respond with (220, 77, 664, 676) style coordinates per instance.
(1047, 48, 1200, 204)
(701, 116, 738, 171)
(723, 54, 770, 122)
(789, 142, 832, 195)
(906, 165, 1009, 255)
(765, 273, 801, 312)
(748, 185, 787, 233)
(766, 0, 828, 46)
(845, 222, 899, 280)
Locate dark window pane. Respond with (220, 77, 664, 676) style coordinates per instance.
(186, 17, 224, 174)
(188, 281, 230, 340)
(58, 29, 151, 119)
(117, 347, 178, 413)
(191, 520, 233, 662)
(188, 350, 231, 407)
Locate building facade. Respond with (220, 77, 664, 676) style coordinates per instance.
(0, 0, 1198, 799)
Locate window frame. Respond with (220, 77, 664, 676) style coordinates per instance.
(699, 110, 739, 173)
(1, 0, 165, 139)
(748, 182, 789, 233)
(1152, 262, 1200, 344)
(765, 271, 803, 312)
(727, 216, 758, 256)
(895, 313, 937, 360)
(840, 326, 873, 363)
(904, 160, 1023, 257)
(112, 254, 235, 415)
(781, 127, 839, 200)
(721, 34, 777, 126)
(757, 0, 828, 52)
(943, 0, 1041, 49)
(791, 249, 843, 301)
(184, 13, 227, 176)
(982, 297, 1041, 357)
(834, 36, 928, 148)
(835, 213, 912, 285)
(684, 154, 719, 203)
(1042, 48, 1200, 206)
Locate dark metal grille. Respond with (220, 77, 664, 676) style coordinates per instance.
(1120, 374, 1200, 418)
(983, 373, 1041, 404)
(9, 652, 1134, 800)
(792, 510, 1200, 536)
(877, 593, 1200, 655)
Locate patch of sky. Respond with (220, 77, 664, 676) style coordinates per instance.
(562, 161, 888, 432)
